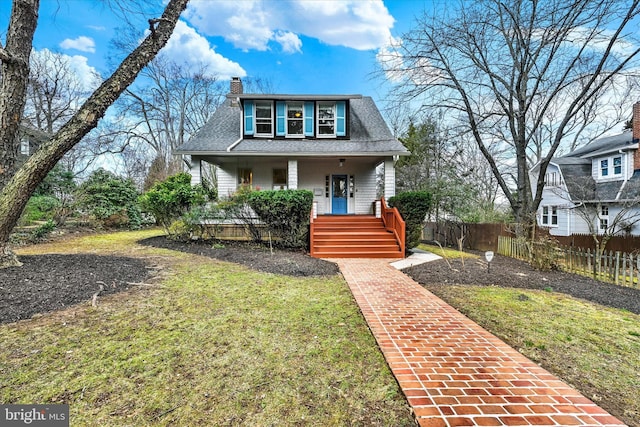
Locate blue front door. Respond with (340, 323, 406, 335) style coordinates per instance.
(332, 175, 348, 214)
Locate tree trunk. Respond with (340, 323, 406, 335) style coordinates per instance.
(0, 0, 39, 191)
(0, 0, 189, 268)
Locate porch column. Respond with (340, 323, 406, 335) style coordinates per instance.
(288, 160, 298, 190)
(384, 158, 395, 200)
(190, 156, 202, 186)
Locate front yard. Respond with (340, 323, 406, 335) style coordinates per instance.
(0, 230, 413, 426)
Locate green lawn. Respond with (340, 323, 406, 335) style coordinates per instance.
(2, 230, 413, 426)
(427, 283, 640, 427)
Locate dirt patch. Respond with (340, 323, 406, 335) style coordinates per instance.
(403, 252, 640, 314)
(138, 236, 340, 277)
(0, 254, 150, 324)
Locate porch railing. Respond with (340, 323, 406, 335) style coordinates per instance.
(380, 197, 405, 258)
(309, 201, 318, 256)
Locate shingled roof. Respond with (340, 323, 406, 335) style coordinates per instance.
(175, 95, 408, 157)
(550, 130, 639, 202)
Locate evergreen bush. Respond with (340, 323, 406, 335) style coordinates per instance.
(389, 191, 432, 251)
(248, 189, 314, 248)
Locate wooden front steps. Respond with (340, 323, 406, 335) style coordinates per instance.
(310, 215, 403, 259)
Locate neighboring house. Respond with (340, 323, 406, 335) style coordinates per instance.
(175, 78, 409, 257)
(531, 102, 640, 236)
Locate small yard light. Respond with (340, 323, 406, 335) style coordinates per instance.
(485, 251, 494, 273)
(339, 158, 345, 167)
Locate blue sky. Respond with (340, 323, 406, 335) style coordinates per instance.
(0, 0, 432, 105)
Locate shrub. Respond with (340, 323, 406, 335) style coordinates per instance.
(30, 219, 56, 241)
(389, 191, 432, 251)
(76, 169, 141, 229)
(217, 185, 263, 242)
(19, 195, 61, 225)
(139, 172, 208, 234)
(248, 189, 314, 248)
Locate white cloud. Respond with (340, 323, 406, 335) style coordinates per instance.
(274, 31, 302, 54)
(59, 36, 96, 53)
(184, 0, 395, 52)
(160, 21, 246, 79)
(32, 49, 100, 91)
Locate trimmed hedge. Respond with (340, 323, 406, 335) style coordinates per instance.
(389, 191, 432, 251)
(248, 189, 314, 248)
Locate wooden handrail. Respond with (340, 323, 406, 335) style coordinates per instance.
(380, 197, 405, 257)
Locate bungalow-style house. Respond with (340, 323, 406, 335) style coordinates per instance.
(530, 102, 640, 236)
(175, 78, 409, 257)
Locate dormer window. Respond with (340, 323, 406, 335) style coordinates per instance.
(600, 159, 609, 176)
(598, 155, 623, 179)
(613, 156, 622, 174)
(244, 99, 346, 138)
(255, 101, 273, 136)
(287, 102, 304, 136)
(318, 103, 336, 137)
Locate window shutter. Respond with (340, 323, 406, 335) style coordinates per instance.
(244, 101, 254, 135)
(304, 102, 314, 136)
(276, 101, 286, 136)
(336, 101, 346, 136)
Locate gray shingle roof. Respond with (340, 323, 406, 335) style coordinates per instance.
(175, 96, 408, 156)
(552, 130, 639, 202)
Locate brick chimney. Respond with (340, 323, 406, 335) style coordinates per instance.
(634, 102, 640, 171)
(230, 77, 243, 95)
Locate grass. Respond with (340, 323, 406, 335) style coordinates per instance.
(427, 283, 640, 426)
(416, 243, 478, 259)
(3, 231, 413, 426)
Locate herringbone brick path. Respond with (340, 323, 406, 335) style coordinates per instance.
(335, 259, 627, 427)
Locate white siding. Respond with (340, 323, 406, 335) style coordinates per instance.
(384, 158, 395, 201)
(217, 167, 236, 198)
(297, 158, 378, 214)
(190, 156, 202, 185)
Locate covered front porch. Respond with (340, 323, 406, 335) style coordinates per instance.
(188, 155, 398, 215)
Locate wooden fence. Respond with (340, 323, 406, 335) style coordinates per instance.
(498, 235, 639, 288)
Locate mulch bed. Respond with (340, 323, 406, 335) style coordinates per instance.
(138, 236, 340, 277)
(2, 237, 638, 325)
(403, 252, 640, 315)
(0, 254, 150, 324)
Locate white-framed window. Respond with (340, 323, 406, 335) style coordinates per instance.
(286, 102, 304, 136)
(600, 218, 609, 230)
(600, 159, 609, 177)
(613, 156, 622, 175)
(255, 101, 273, 136)
(598, 155, 623, 178)
(238, 168, 253, 186)
(273, 168, 287, 190)
(545, 172, 560, 186)
(541, 206, 558, 226)
(601, 205, 609, 216)
(317, 102, 335, 137)
(20, 138, 30, 155)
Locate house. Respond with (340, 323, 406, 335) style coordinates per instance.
(175, 78, 409, 257)
(531, 102, 640, 236)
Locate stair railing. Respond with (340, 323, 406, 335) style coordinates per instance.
(309, 201, 317, 256)
(380, 197, 405, 257)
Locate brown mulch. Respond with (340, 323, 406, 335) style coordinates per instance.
(0, 254, 150, 324)
(137, 236, 340, 277)
(403, 252, 640, 315)
(0, 237, 339, 325)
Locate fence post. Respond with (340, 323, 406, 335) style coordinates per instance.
(614, 251, 620, 285)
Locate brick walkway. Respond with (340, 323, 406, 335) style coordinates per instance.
(335, 259, 627, 427)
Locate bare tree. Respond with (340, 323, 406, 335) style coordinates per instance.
(0, 0, 189, 267)
(380, 0, 640, 232)
(114, 57, 227, 186)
